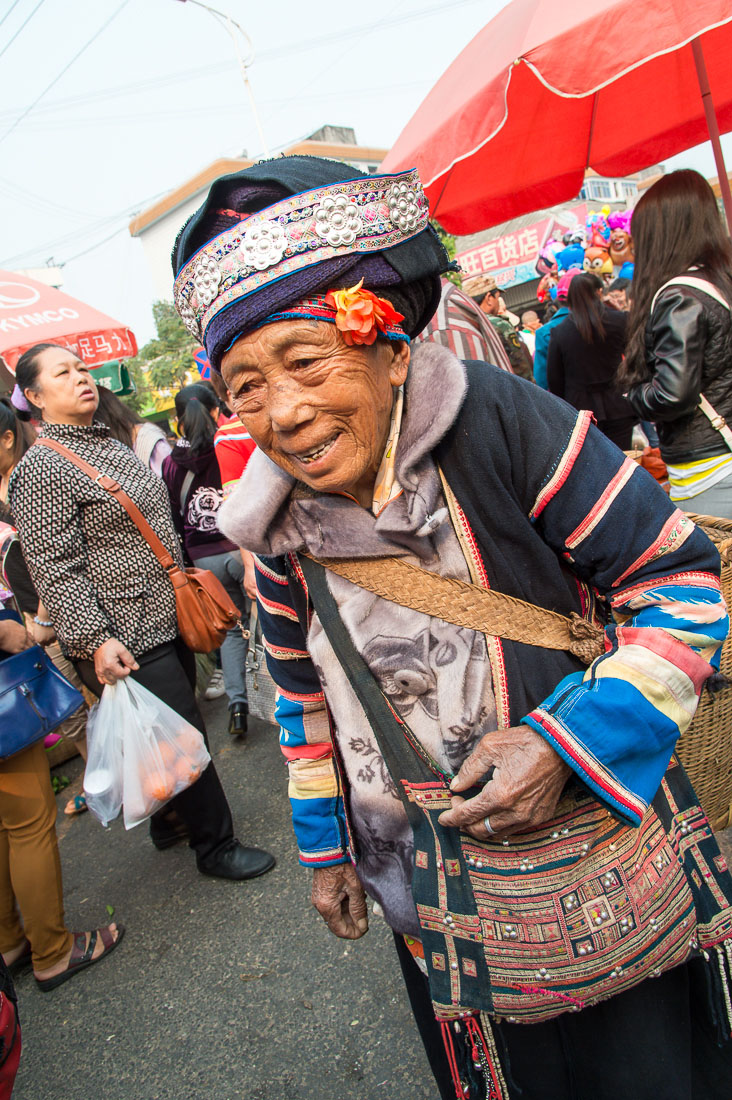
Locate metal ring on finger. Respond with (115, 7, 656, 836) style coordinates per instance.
(484, 814, 495, 835)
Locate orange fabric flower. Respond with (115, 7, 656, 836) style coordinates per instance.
(324, 279, 405, 346)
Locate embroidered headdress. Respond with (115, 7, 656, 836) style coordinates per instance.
(171, 155, 449, 370)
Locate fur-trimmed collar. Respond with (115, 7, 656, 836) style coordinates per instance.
(218, 342, 468, 560)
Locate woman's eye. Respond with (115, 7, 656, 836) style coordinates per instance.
(293, 358, 317, 371)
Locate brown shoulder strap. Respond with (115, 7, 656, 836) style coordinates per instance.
(36, 436, 180, 577)
(305, 554, 604, 664)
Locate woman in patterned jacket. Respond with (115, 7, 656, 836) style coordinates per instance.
(173, 156, 732, 1100)
(9, 343, 274, 884)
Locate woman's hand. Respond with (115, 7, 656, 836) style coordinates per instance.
(438, 724, 571, 839)
(93, 638, 139, 686)
(0, 619, 30, 654)
(311, 864, 369, 940)
(28, 623, 56, 647)
(24, 614, 56, 647)
(240, 549, 258, 600)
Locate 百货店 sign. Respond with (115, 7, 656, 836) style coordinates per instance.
(456, 205, 587, 289)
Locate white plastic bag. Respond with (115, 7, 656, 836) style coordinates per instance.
(84, 677, 211, 829)
(83, 686, 124, 826)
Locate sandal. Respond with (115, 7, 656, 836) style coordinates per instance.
(63, 794, 88, 816)
(35, 924, 125, 992)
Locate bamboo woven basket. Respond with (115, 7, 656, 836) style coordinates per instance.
(677, 513, 732, 831)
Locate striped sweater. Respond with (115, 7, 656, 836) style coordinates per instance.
(219, 345, 727, 872)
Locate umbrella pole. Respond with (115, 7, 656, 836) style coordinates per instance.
(692, 37, 732, 233)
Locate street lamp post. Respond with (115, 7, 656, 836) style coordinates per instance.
(172, 0, 270, 157)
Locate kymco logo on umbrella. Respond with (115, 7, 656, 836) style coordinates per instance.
(0, 282, 41, 310)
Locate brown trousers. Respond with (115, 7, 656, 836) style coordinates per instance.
(0, 740, 72, 970)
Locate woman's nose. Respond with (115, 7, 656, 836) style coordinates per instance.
(267, 382, 315, 433)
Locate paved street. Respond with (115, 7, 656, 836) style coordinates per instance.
(12, 696, 437, 1100)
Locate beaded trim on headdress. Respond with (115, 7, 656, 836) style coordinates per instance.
(263, 281, 408, 346)
(173, 169, 428, 343)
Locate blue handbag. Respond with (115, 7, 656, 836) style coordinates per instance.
(0, 644, 85, 760)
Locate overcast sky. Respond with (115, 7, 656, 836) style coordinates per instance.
(3, 0, 731, 347)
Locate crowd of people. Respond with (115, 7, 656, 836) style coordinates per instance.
(1, 159, 732, 1099)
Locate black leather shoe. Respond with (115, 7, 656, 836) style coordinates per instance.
(228, 704, 248, 738)
(197, 842, 275, 881)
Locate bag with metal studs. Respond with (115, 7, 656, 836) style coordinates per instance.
(244, 603, 278, 725)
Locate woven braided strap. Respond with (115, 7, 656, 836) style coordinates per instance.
(306, 555, 605, 664)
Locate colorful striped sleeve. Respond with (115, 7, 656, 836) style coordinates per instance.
(254, 554, 350, 866)
(523, 417, 727, 826)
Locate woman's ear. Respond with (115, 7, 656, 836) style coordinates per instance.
(389, 340, 410, 387)
(0, 430, 14, 451)
(23, 387, 42, 412)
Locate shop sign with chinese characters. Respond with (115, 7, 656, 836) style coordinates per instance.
(456, 206, 586, 288)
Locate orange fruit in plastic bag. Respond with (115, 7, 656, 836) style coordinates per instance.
(157, 742, 176, 768)
(142, 768, 175, 803)
(174, 757, 201, 786)
(176, 727, 204, 758)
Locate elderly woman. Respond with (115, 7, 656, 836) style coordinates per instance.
(173, 156, 732, 1100)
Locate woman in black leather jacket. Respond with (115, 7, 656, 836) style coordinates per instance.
(621, 170, 732, 516)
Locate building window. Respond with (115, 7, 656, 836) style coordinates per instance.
(589, 179, 615, 201)
(622, 181, 637, 198)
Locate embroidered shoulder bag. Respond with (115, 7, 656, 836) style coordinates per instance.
(299, 554, 732, 1030)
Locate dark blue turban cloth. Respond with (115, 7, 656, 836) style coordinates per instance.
(171, 155, 450, 371)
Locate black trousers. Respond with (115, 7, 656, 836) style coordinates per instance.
(394, 933, 732, 1100)
(76, 639, 235, 864)
(596, 415, 637, 451)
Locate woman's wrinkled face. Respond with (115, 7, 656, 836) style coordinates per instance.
(25, 347, 99, 426)
(221, 320, 410, 506)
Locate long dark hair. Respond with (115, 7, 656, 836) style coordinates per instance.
(0, 396, 35, 466)
(94, 385, 143, 449)
(620, 170, 732, 386)
(174, 383, 217, 456)
(568, 273, 606, 344)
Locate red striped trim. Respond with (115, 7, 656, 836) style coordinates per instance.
(615, 625, 712, 694)
(298, 847, 348, 865)
(530, 412, 592, 520)
(611, 511, 693, 588)
(258, 592, 299, 621)
(565, 457, 636, 549)
(451, 495, 489, 588)
(529, 710, 646, 821)
(278, 687, 325, 704)
(280, 743, 333, 761)
(253, 556, 288, 586)
(450, 492, 510, 726)
(264, 639, 309, 660)
(610, 571, 721, 607)
(290, 551, 307, 592)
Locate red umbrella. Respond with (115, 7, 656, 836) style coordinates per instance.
(0, 269, 137, 376)
(381, 0, 732, 234)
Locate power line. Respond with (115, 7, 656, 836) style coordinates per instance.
(11, 79, 430, 132)
(0, 0, 47, 62)
(63, 224, 129, 264)
(0, 186, 170, 267)
(0, 175, 103, 219)
(0, 0, 484, 127)
(0, 0, 132, 147)
(0, 0, 24, 30)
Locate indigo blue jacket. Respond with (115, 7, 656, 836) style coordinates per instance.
(253, 365, 726, 866)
